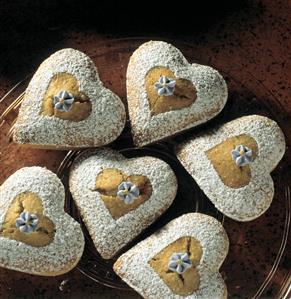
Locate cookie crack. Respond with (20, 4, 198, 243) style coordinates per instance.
(178, 274, 185, 285)
(186, 238, 191, 256)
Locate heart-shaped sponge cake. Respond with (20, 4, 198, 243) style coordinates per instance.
(0, 167, 84, 276)
(127, 41, 228, 147)
(176, 115, 286, 221)
(13, 48, 126, 149)
(114, 213, 229, 299)
(69, 148, 177, 259)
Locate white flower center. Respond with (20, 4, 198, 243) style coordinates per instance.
(59, 98, 66, 104)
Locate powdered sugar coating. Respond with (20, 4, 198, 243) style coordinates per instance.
(176, 115, 286, 221)
(69, 148, 177, 259)
(114, 213, 229, 299)
(127, 41, 228, 147)
(13, 48, 126, 149)
(0, 167, 84, 276)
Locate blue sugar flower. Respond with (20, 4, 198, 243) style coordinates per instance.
(168, 252, 192, 275)
(15, 211, 39, 233)
(231, 144, 253, 167)
(117, 182, 140, 204)
(53, 90, 75, 112)
(154, 76, 176, 96)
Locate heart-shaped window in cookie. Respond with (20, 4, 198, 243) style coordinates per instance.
(94, 168, 152, 219)
(149, 236, 203, 296)
(206, 134, 258, 188)
(145, 67, 197, 116)
(42, 72, 92, 122)
(0, 192, 55, 247)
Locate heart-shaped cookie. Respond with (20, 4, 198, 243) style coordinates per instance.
(69, 148, 177, 259)
(13, 48, 126, 149)
(114, 213, 229, 299)
(176, 115, 286, 221)
(127, 41, 228, 147)
(0, 167, 84, 276)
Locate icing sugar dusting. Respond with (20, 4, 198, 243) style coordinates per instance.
(0, 167, 84, 276)
(13, 48, 126, 149)
(176, 115, 286, 221)
(69, 148, 178, 259)
(114, 213, 229, 299)
(127, 41, 228, 147)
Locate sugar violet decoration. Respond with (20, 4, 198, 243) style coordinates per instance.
(117, 182, 140, 204)
(168, 252, 192, 275)
(231, 144, 253, 167)
(15, 211, 39, 233)
(154, 76, 176, 96)
(53, 90, 75, 112)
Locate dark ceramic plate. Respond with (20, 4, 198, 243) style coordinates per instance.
(0, 38, 290, 299)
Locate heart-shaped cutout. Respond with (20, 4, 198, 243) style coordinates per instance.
(114, 213, 229, 299)
(149, 236, 202, 296)
(42, 72, 91, 122)
(176, 115, 286, 221)
(127, 41, 228, 147)
(0, 167, 84, 276)
(95, 168, 152, 219)
(13, 48, 126, 149)
(0, 192, 55, 247)
(69, 148, 177, 259)
(145, 66, 197, 115)
(206, 134, 258, 188)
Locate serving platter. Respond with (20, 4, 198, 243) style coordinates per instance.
(0, 38, 290, 298)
